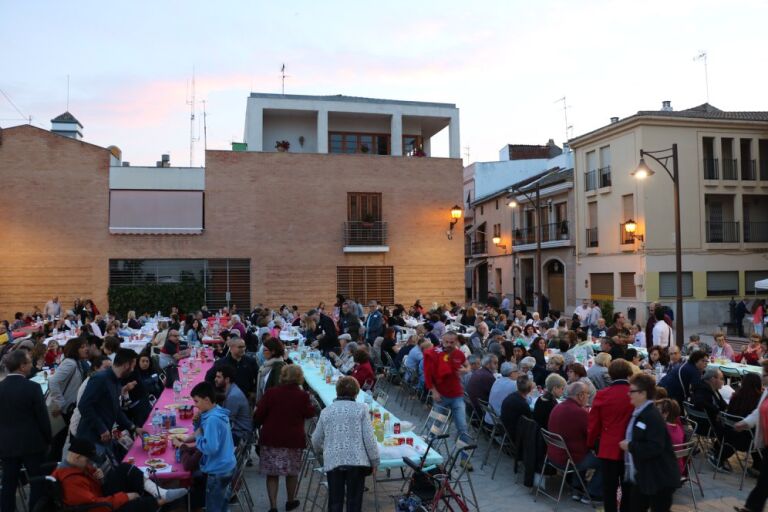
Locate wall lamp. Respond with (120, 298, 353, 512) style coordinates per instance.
(492, 235, 506, 250)
(624, 218, 644, 242)
(447, 204, 462, 239)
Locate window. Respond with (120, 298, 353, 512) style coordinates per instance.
(590, 273, 614, 299)
(620, 272, 636, 298)
(347, 193, 382, 221)
(329, 132, 390, 155)
(109, 259, 251, 311)
(403, 135, 423, 156)
(495, 199, 499, 210)
(493, 223, 501, 238)
(745, 271, 768, 294)
(480, 205, 484, 215)
(659, 272, 693, 297)
(337, 266, 394, 306)
(109, 190, 204, 234)
(706, 271, 739, 296)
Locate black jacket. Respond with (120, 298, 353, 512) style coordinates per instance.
(206, 353, 259, 396)
(0, 374, 51, 457)
(500, 392, 532, 442)
(691, 381, 727, 429)
(316, 313, 340, 352)
(627, 404, 681, 495)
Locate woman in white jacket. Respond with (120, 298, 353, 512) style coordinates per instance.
(734, 360, 768, 512)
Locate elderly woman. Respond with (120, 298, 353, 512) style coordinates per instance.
(734, 360, 768, 512)
(587, 352, 612, 390)
(312, 376, 380, 512)
(735, 333, 764, 366)
(151, 320, 170, 347)
(533, 373, 566, 428)
(126, 310, 141, 330)
(619, 373, 680, 511)
(566, 362, 597, 405)
(254, 365, 318, 512)
(546, 353, 567, 380)
(350, 349, 376, 390)
(256, 338, 287, 402)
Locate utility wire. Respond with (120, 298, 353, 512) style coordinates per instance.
(0, 88, 28, 120)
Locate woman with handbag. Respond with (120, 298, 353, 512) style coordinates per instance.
(312, 376, 380, 512)
(48, 337, 90, 460)
(254, 365, 318, 512)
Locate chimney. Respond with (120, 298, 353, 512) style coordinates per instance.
(161, 154, 170, 167)
(661, 100, 673, 112)
(122, 161, 131, 167)
(610, 117, 619, 124)
(50, 111, 83, 140)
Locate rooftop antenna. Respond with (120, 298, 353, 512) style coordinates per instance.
(463, 145, 470, 164)
(186, 67, 201, 166)
(555, 96, 571, 141)
(66, 74, 70, 111)
(202, 100, 208, 152)
(281, 63, 290, 95)
(693, 50, 710, 103)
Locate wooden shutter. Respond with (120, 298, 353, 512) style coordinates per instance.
(590, 273, 614, 300)
(620, 272, 636, 298)
(347, 193, 382, 221)
(337, 266, 393, 306)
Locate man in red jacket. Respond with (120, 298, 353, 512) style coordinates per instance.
(548, 381, 602, 503)
(424, 332, 471, 456)
(587, 359, 634, 512)
(52, 437, 160, 512)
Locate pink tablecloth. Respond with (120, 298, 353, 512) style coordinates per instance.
(122, 354, 214, 481)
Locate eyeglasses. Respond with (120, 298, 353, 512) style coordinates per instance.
(234, 345, 246, 349)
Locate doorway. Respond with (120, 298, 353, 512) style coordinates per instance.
(477, 262, 488, 301)
(520, 259, 534, 307)
(546, 259, 565, 312)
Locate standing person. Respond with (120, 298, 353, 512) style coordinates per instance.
(659, 350, 709, 407)
(423, 332, 472, 453)
(255, 338, 286, 402)
(651, 308, 674, 349)
(0, 350, 52, 512)
(733, 360, 768, 512)
(736, 298, 748, 338)
(363, 302, 384, 346)
(254, 365, 318, 512)
(206, 334, 260, 403)
(574, 299, 592, 326)
(619, 373, 680, 512)
(311, 376, 380, 512)
(587, 301, 602, 335)
(44, 295, 62, 319)
(190, 381, 237, 512)
(311, 309, 340, 358)
(48, 337, 90, 460)
(587, 359, 634, 512)
(752, 299, 765, 338)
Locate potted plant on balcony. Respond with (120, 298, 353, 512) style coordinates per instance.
(361, 213, 375, 228)
(412, 146, 426, 157)
(559, 220, 569, 239)
(275, 140, 290, 152)
(360, 144, 370, 154)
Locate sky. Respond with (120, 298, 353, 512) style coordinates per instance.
(1, 0, 767, 166)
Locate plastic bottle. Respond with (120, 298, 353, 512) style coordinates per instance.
(173, 380, 182, 402)
(151, 408, 161, 434)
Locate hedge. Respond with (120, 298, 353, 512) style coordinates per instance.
(108, 283, 205, 318)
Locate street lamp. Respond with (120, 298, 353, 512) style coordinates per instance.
(447, 204, 462, 240)
(492, 235, 506, 250)
(623, 218, 644, 242)
(632, 143, 683, 347)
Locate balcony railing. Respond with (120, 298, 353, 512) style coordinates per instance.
(760, 159, 768, 181)
(744, 222, 768, 243)
(742, 159, 756, 181)
(723, 159, 738, 180)
(619, 223, 635, 244)
(512, 222, 571, 246)
(586, 227, 599, 248)
(703, 158, 719, 179)
(585, 170, 597, 191)
(598, 166, 612, 188)
(343, 221, 387, 246)
(471, 240, 488, 254)
(706, 221, 740, 243)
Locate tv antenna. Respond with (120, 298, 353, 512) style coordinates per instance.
(202, 100, 208, 152)
(463, 145, 470, 164)
(555, 96, 572, 140)
(693, 51, 709, 103)
(186, 67, 201, 166)
(281, 63, 290, 95)
(66, 75, 70, 111)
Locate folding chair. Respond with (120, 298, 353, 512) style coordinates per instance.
(230, 443, 255, 512)
(714, 412, 755, 490)
(673, 440, 703, 510)
(301, 443, 328, 512)
(443, 438, 481, 512)
(535, 429, 593, 510)
(477, 403, 517, 479)
(372, 387, 389, 408)
(683, 402, 716, 469)
(419, 403, 452, 457)
(463, 392, 480, 440)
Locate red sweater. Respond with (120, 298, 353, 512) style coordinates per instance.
(52, 466, 129, 512)
(253, 384, 317, 449)
(587, 381, 634, 460)
(351, 361, 375, 389)
(547, 398, 589, 466)
(423, 346, 466, 398)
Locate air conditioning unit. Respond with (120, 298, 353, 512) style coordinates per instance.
(634, 273, 645, 287)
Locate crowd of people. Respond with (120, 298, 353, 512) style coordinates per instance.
(1, 293, 768, 512)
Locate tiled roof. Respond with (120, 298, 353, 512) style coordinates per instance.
(51, 111, 83, 125)
(635, 103, 768, 121)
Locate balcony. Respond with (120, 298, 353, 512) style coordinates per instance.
(470, 240, 488, 255)
(343, 221, 389, 252)
(584, 170, 597, 192)
(703, 158, 719, 180)
(760, 160, 768, 181)
(744, 222, 768, 243)
(512, 222, 571, 247)
(706, 221, 740, 243)
(586, 227, 599, 248)
(598, 166, 612, 188)
(742, 159, 757, 181)
(722, 159, 738, 180)
(619, 222, 635, 245)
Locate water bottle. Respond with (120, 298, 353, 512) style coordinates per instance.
(173, 380, 182, 402)
(151, 408, 162, 434)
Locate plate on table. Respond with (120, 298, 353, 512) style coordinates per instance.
(165, 404, 182, 410)
(169, 428, 188, 435)
(146, 458, 168, 469)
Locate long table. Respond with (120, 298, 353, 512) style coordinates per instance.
(122, 353, 214, 481)
(290, 352, 443, 470)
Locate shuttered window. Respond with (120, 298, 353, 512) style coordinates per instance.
(707, 271, 739, 296)
(590, 273, 614, 300)
(620, 272, 636, 298)
(337, 266, 394, 306)
(347, 193, 382, 221)
(659, 272, 693, 297)
(745, 271, 768, 294)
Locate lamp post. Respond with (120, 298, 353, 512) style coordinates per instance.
(632, 143, 683, 347)
(508, 181, 544, 315)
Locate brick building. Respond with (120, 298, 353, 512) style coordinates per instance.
(0, 94, 464, 319)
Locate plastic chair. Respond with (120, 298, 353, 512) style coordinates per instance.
(534, 429, 593, 510)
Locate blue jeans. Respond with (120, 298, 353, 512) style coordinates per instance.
(205, 473, 233, 512)
(438, 395, 471, 445)
(574, 452, 603, 500)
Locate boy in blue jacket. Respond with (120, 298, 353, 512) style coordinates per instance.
(190, 381, 236, 512)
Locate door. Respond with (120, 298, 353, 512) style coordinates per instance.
(521, 259, 534, 307)
(547, 260, 565, 312)
(709, 201, 723, 242)
(495, 268, 503, 296)
(477, 263, 488, 301)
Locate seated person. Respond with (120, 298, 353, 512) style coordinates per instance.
(466, 354, 498, 418)
(691, 367, 730, 471)
(533, 373, 566, 428)
(500, 375, 533, 440)
(486, 362, 519, 424)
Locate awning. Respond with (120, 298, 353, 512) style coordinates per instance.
(756, 278, 768, 290)
(465, 259, 486, 284)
